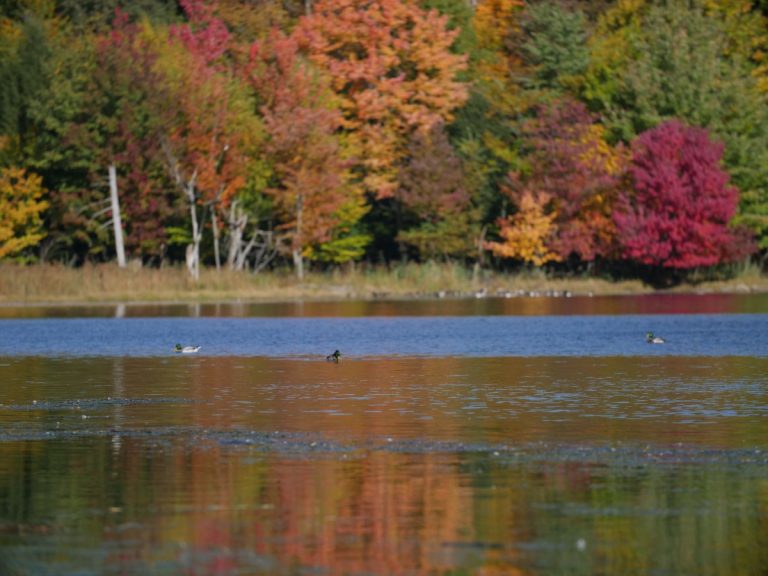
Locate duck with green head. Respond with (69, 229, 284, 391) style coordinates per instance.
(645, 332, 666, 344)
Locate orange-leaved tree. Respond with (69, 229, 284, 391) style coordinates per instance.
(246, 29, 367, 278)
(0, 167, 48, 260)
(293, 0, 468, 198)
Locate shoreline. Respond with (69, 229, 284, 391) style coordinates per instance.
(1, 283, 767, 309)
(1, 262, 767, 307)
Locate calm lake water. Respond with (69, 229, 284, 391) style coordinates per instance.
(0, 295, 767, 575)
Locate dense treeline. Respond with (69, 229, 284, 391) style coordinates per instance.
(1, 0, 767, 282)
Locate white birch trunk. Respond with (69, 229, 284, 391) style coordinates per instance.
(186, 179, 201, 282)
(211, 209, 221, 271)
(108, 163, 126, 268)
(227, 202, 242, 270)
(294, 194, 304, 280)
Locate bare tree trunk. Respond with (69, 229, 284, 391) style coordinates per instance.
(162, 138, 202, 281)
(108, 163, 126, 268)
(247, 231, 278, 273)
(227, 202, 243, 270)
(186, 179, 201, 282)
(211, 209, 221, 271)
(292, 248, 304, 280)
(294, 194, 304, 280)
(473, 225, 487, 283)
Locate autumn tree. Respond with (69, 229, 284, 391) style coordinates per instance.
(396, 123, 474, 260)
(247, 29, 367, 278)
(507, 99, 626, 264)
(591, 0, 768, 249)
(614, 120, 754, 270)
(449, 0, 533, 248)
(485, 190, 559, 266)
(0, 167, 47, 259)
(293, 0, 468, 199)
(154, 0, 260, 279)
(472, 0, 525, 109)
(75, 10, 177, 262)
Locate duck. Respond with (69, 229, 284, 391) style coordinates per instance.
(645, 332, 666, 344)
(175, 344, 201, 353)
(326, 350, 341, 363)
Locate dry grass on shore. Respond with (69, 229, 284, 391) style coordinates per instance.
(0, 262, 766, 305)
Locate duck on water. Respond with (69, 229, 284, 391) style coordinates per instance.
(645, 332, 666, 344)
(175, 344, 201, 353)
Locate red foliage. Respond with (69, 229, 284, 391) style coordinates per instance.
(172, 0, 231, 65)
(509, 99, 626, 262)
(86, 10, 176, 257)
(246, 29, 353, 251)
(398, 123, 469, 223)
(614, 120, 754, 268)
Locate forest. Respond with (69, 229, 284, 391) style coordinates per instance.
(1, 0, 768, 282)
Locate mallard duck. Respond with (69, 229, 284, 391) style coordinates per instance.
(175, 344, 201, 353)
(645, 332, 666, 344)
(326, 350, 341, 363)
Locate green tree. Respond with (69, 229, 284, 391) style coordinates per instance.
(580, 0, 646, 122)
(0, 9, 52, 161)
(520, 1, 589, 94)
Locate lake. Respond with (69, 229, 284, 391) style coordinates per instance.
(0, 294, 767, 575)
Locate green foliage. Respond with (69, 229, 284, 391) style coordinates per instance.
(521, 1, 590, 93)
(419, 0, 478, 60)
(0, 11, 52, 158)
(309, 228, 372, 264)
(398, 212, 476, 260)
(165, 226, 192, 247)
(608, 0, 768, 247)
(580, 0, 646, 123)
(53, 0, 181, 28)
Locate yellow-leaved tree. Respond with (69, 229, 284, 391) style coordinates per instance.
(485, 190, 560, 266)
(0, 167, 48, 260)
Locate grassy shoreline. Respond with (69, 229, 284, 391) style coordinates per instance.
(1, 262, 767, 305)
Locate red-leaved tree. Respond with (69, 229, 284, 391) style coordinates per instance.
(507, 99, 626, 263)
(70, 10, 176, 261)
(160, 0, 255, 279)
(614, 120, 754, 269)
(246, 29, 364, 279)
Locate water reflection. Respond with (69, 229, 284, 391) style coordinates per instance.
(0, 439, 766, 575)
(1, 356, 767, 446)
(2, 292, 768, 318)
(0, 356, 767, 574)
